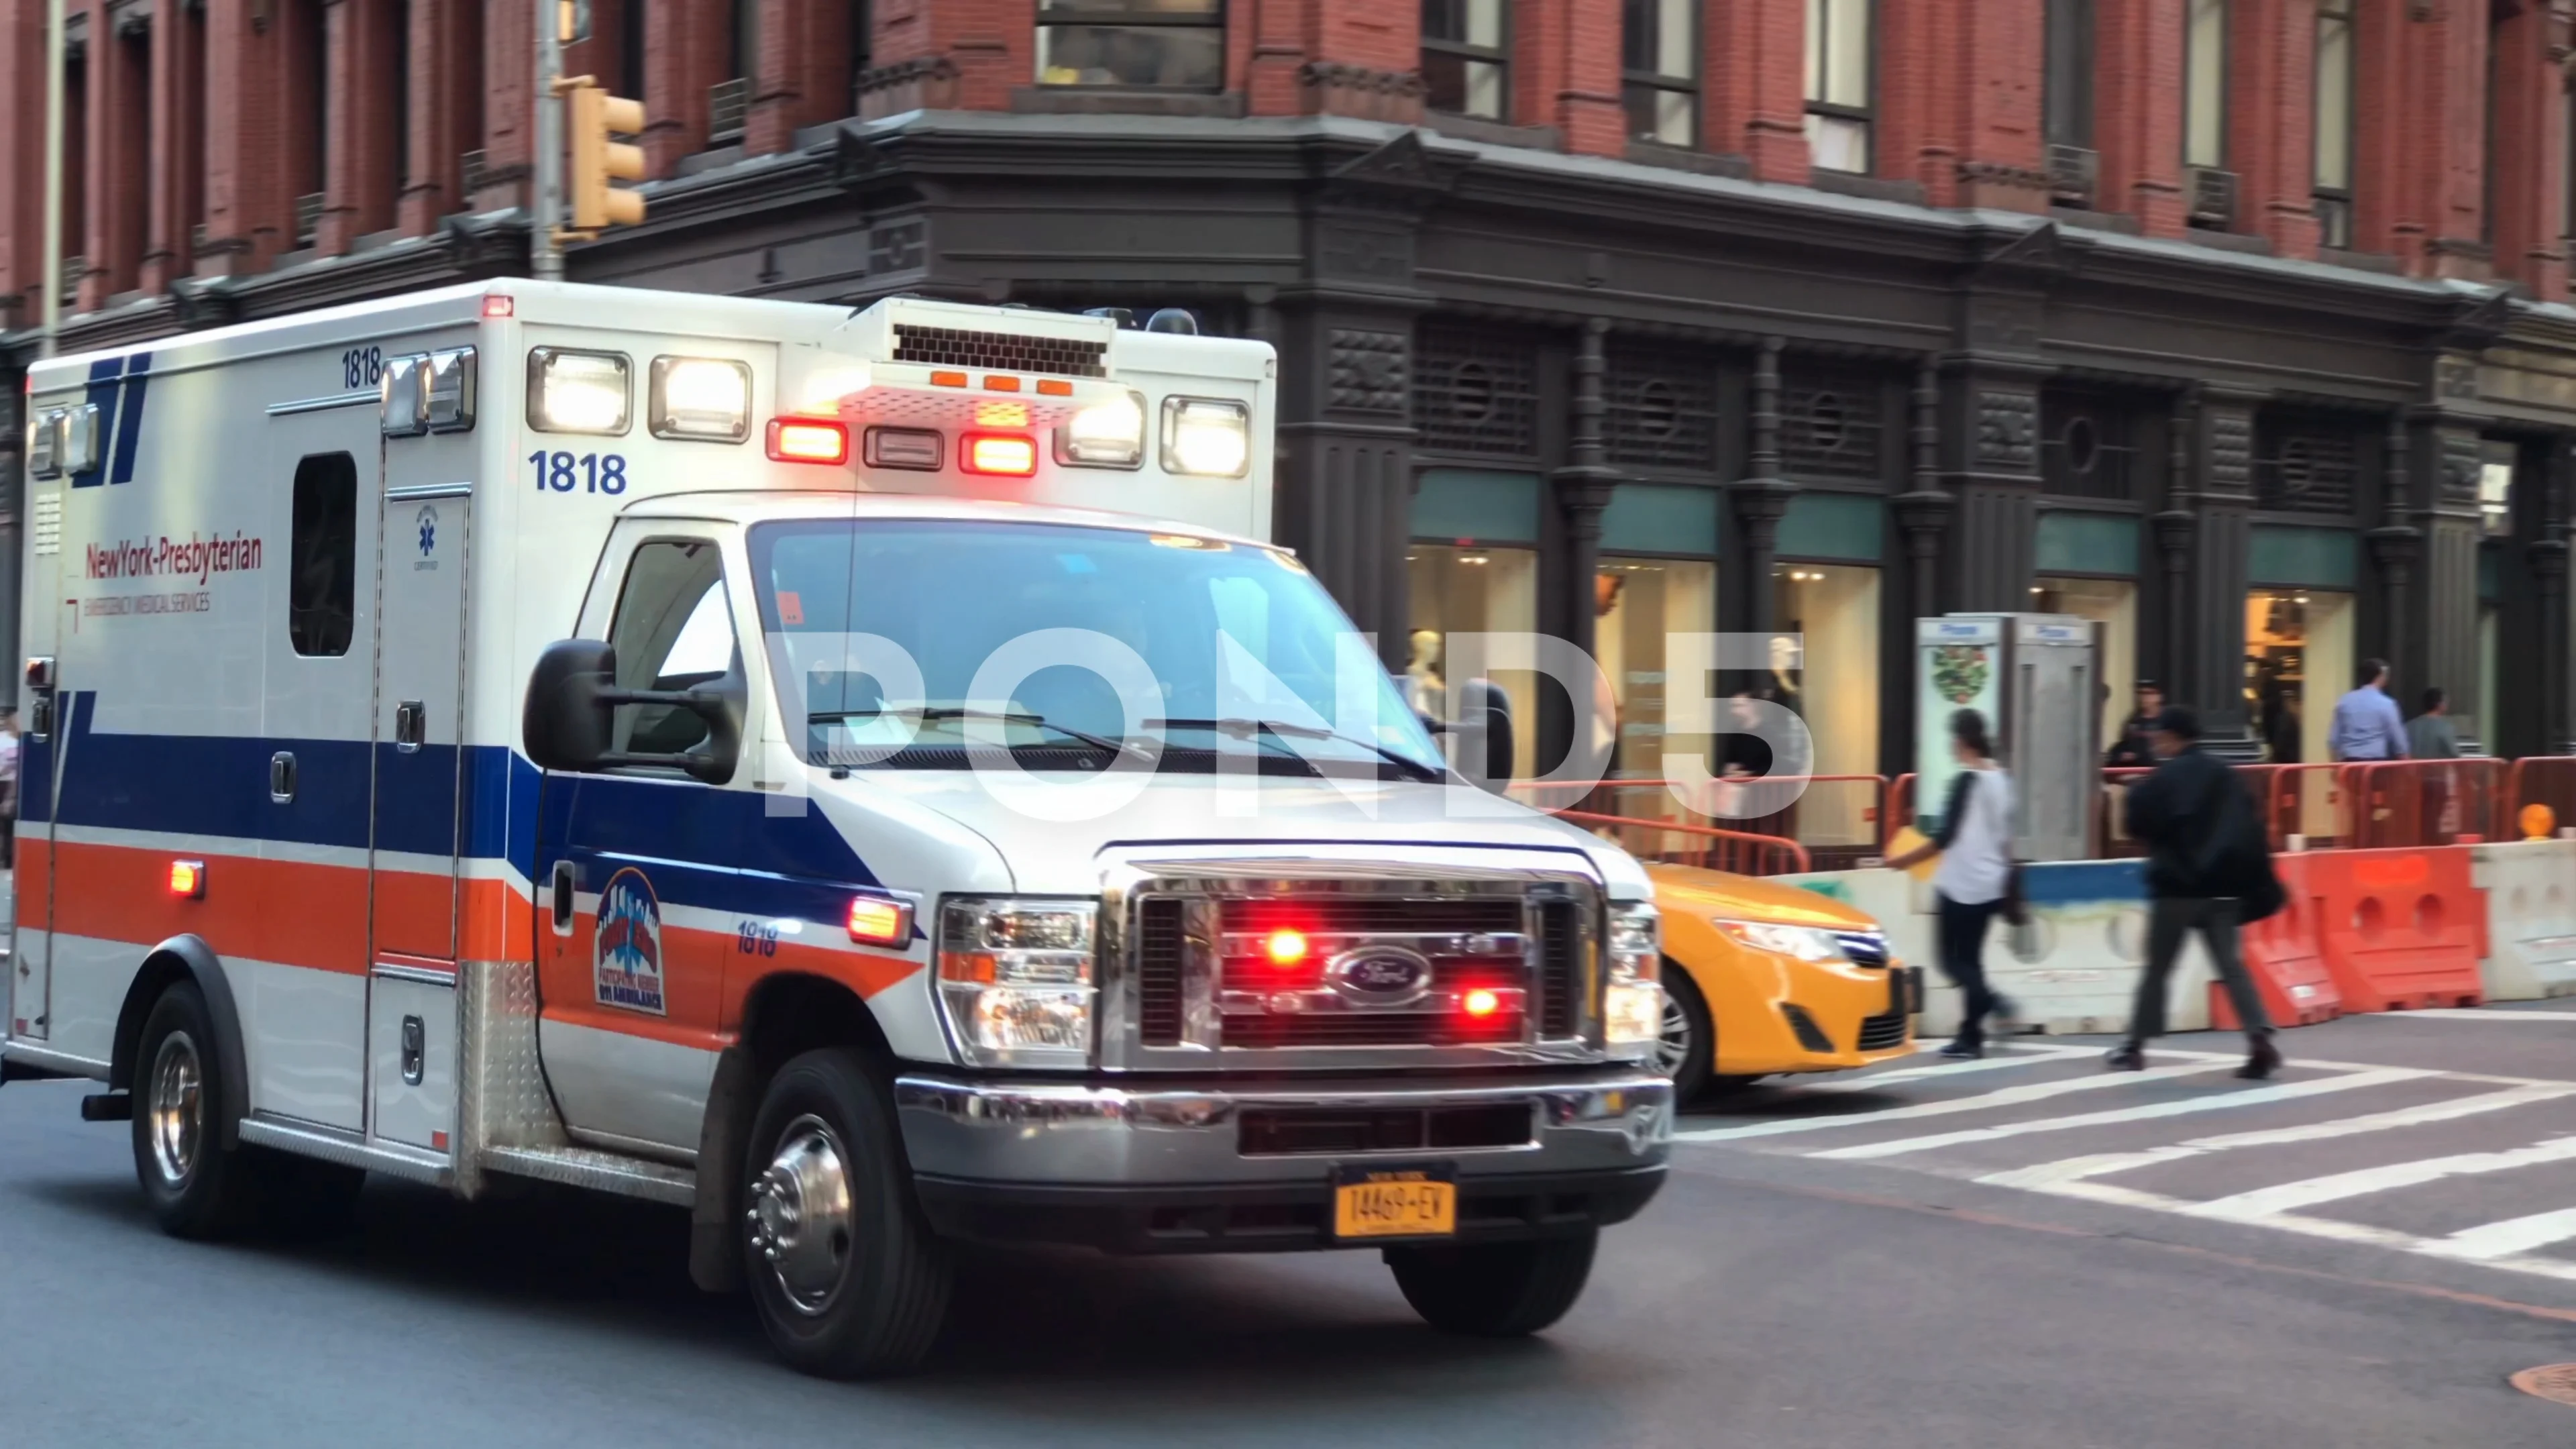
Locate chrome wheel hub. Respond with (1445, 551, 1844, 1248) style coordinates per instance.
(147, 1030, 205, 1187)
(746, 1115, 857, 1316)
(1654, 994, 1691, 1077)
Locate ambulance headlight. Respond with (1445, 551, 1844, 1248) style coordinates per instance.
(529, 348, 631, 435)
(936, 898, 1097, 1069)
(58, 404, 100, 474)
(1055, 389, 1144, 468)
(1162, 396, 1249, 478)
(26, 409, 61, 478)
(649, 356, 751, 442)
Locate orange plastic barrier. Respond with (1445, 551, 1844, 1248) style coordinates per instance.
(1548, 810, 1814, 877)
(2212, 851, 2342, 1030)
(2306, 847, 2487, 1013)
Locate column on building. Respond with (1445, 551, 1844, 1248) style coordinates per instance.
(1876, 0, 2051, 210)
(319, 0, 406, 255)
(0, 0, 52, 321)
(142, 0, 207, 292)
(80, 0, 152, 309)
(475, 0, 532, 210)
(745, 0, 858, 155)
(2224, 0, 2319, 258)
(2182, 391, 2257, 743)
(2398, 388, 2490, 751)
(1706, 0, 1807, 181)
(398, 0, 487, 235)
(1503, 0, 1622, 156)
(641, 0, 730, 171)
(1242, 0, 1422, 121)
(201, 0, 293, 275)
(862, 0, 1017, 120)
(1940, 239, 2056, 614)
(2484, 0, 2569, 297)
(2351, 0, 2491, 277)
(2094, 0, 2186, 237)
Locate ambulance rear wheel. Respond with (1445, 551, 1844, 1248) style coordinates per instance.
(1385, 1229, 1599, 1338)
(131, 981, 262, 1240)
(741, 1048, 952, 1379)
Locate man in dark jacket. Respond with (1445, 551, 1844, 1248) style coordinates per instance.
(2103, 680, 2164, 771)
(2110, 706, 2283, 1079)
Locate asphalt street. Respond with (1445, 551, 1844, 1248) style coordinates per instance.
(5, 1010, 2576, 1448)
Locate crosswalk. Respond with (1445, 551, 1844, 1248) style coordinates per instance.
(1672, 1026, 2576, 1287)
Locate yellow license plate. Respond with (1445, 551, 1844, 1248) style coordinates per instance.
(1333, 1171, 1457, 1240)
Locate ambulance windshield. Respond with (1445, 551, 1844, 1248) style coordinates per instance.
(746, 519, 1446, 776)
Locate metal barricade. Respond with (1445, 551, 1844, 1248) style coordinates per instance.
(1547, 810, 1815, 877)
(2342, 758, 2503, 849)
(2502, 756, 2576, 839)
(1512, 775, 1888, 871)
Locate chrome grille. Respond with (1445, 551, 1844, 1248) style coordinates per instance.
(1856, 969, 1916, 1051)
(1122, 875, 1598, 1063)
(892, 323, 1110, 378)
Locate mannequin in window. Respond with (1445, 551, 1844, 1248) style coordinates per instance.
(1403, 629, 1446, 718)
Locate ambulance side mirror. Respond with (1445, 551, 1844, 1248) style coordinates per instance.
(523, 637, 744, 786)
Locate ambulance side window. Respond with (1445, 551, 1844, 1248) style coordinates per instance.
(606, 539, 739, 759)
(287, 453, 358, 657)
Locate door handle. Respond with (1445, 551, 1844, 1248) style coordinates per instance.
(400, 1015, 425, 1087)
(269, 751, 297, 803)
(394, 700, 425, 752)
(551, 859, 577, 935)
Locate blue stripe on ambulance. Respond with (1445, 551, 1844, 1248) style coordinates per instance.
(68, 358, 122, 489)
(30, 691, 885, 926)
(107, 351, 152, 485)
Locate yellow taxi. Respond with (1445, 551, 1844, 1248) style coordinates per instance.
(1648, 862, 1921, 1100)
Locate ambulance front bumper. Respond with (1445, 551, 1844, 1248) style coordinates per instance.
(891, 1066, 1672, 1253)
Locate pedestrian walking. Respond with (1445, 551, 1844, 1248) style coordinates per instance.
(1885, 708, 2019, 1059)
(2406, 688, 2461, 841)
(2108, 705, 2286, 1079)
(2328, 658, 2408, 763)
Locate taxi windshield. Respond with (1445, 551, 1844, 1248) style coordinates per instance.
(745, 518, 1444, 775)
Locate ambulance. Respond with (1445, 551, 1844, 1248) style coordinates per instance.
(0, 282, 1672, 1377)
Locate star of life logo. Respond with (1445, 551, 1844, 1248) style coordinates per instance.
(594, 867, 667, 1016)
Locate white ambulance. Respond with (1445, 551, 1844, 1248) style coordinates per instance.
(1, 281, 1672, 1377)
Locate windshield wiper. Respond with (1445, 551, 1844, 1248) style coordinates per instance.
(814, 706, 1135, 758)
(1148, 717, 1444, 784)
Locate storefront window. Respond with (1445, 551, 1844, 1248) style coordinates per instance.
(2034, 576, 2136, 749)
(1773, 564, 1880, 849)
(1408, 543, 1539, 778)
(1595, 559, 1717, 778)
(2247, 589, 2352, 836)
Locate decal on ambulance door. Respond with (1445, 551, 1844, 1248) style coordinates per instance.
(594, 867, 667, 1016)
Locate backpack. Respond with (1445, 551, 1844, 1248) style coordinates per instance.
(2191, 766, 2286, 922)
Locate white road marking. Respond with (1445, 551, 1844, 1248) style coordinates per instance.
(1671, 1058, 2233, 1142)
(2183, 1136, 2576, 1222)
(1811, 1067, 2433, 1162)
(2423, 1208, 2576, 1261)
(1799, 1044, 2099, 1093)
(1976, 1083, 2576, 1189)
(2356, 1009, 2576, 1023)
(2014, 1178, 2576, 1285)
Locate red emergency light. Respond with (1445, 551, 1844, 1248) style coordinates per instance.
(168, 859, 207, 899)
(1263, 928, 1308, 966)
(847, 894, 913, 948)
(768, 417, 851, 466)
(1461, 987, 1502, 1019)
(962, 433, 1038, 477)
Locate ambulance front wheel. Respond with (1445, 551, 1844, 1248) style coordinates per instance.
(1385, 1229, 1599, 1338)
(131, 981, 264, 1239)
(741, 1047, 953, 1379)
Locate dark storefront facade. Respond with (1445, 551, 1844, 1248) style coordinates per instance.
(13, 110, 2576, 776)
(573, 112, 2576, 775)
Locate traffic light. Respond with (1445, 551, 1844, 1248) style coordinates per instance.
(566, 82, 647, 231)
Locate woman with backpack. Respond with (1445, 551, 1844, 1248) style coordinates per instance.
(1886, 708, 2019, 1059)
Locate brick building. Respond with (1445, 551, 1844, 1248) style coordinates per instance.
(8, 0, 2576, 789)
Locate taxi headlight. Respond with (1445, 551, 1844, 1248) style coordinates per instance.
(1162, 396, 1249, 478)
(649, 356, 751, 441)
(529, 347, 631, 435)
(937, 898, 1097, 1068)
(1715, 920, 1847, 962)
(1057, 390, 1145, 468)
(1603, 901, 1664, 1049)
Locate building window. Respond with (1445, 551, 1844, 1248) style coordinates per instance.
(2184, 0, 2227, 170)
(1038, 0, 1224, 90)
(2043, 0, 2094, 150)
(1772, 563, 1880, 851)
(2314, 0, 2354, 248)
(1622, 0, 1699, 148)
(1805, 0, 1873, 173)
(1422, 0, 1508, 120)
